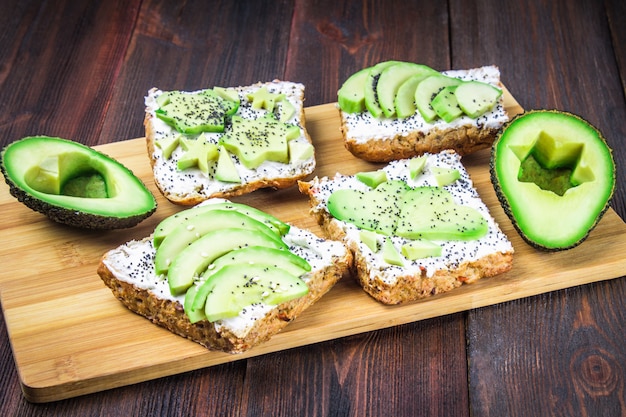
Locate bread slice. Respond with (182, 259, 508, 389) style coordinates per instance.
(298, 150, 514, 305)
(341, 66, 509, 162)
(145, 81, 315, 205)
(97, 201, 352, 353)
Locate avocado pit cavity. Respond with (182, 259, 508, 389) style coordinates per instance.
(515, 131, 588, 196)
(25, 152, 111, 198)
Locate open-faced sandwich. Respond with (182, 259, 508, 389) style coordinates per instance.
(97, 199, 352, 353)
(299, 150, 514, 304)
(337, 61, 509, 162)
(145, 81, 315, 205)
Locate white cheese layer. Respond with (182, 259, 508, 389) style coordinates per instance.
(101, 214, 346, 338)
(146, 81, 315, 199)
(308, 151, 513, 284)
(341, 66, 509, 143)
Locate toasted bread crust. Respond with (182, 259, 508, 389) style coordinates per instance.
(145, 82, 315, 206)
(98, 238, 352, 353)
(298, 178, 513, 305)
(342, 121, 499, 163)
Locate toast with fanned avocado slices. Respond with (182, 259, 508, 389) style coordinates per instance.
(97, 199, 352, 353)
(338, 62, 509, 162)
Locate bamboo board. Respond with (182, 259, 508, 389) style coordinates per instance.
(2, 90, 626, 403)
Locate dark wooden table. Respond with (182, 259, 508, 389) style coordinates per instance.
(1, 0, 625, 415)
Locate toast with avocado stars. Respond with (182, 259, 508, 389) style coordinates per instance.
(145, 80, 315, 205)
(298, 150, 514, 305)
(337, 62, 509, 163)
(97, 199, 352, 353)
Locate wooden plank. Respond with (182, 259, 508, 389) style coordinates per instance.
(0, 0, 142, 145)
(2, 92, 626, 403)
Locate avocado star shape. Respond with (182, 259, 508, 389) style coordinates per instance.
(247, 86, 285, 111)
(156, 90, 234, 134)
(219, 114, 300, 169)
(155, 134, 181, 159)
(177, 134, 219, 174)
(327, 181, 488, 240)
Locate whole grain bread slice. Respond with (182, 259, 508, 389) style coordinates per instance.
(145, 81, 315, 205)
(98, 214, 352, 353)
(340, 66, 509, 163)
(298, 150, 514, 305)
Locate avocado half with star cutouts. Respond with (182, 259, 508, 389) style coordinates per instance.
(490, 110, 615, 251)
(1, 136, 157, 229)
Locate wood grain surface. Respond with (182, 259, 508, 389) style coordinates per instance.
(2, 94, 626, 403)
(1, 0, 626, 415)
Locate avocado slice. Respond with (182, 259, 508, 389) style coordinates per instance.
(1, 136, 156, 229)
(154, 209, 282, 276)
(208, 245, 311, 277)
(167, 228, 288, 296)
(356, 169, 388, 188)
(396, 187, 488, 240)
(415, 74, 462, 122)
(376, 62, 438, 118)
(431, 167, 461, 186)
(408, 156, 427, 179)
(455, 80, 502, 118)
(401, 239, 442, 260)
(337, 67, 371, 113)
(200, 264, 309, 322)
(381, 237, 404, 266)
(327, 180, 411, 236)
(215, 145, 241, 183)
(430, 85, 463, 122)
(155, 89, 238, 134)
(364, 61, 402, 118)
(490, 110, 616, 251)
(153, 201, 290, 247)
(188, 246, 311, 319)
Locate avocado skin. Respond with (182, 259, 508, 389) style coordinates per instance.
(1, 136, 157, 230)
(4, 189, 156, 229)
(490, 110, 615, 251)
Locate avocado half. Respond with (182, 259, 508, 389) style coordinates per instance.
(1, 136, 157, 229)
(490, 110, 615, 251)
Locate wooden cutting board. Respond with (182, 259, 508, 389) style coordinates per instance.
(2, 90, 626, 403)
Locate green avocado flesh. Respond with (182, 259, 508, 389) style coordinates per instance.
(491, 110, 615, 251)
(156, 89, 239, 134)
(220, 114, 301, 169)
(337, 60, 501, 122)
(154, 87, 311, 179)
(1, 136, 156, 229)
(153, 203, 310, 322)
(327, 179, 487, 241)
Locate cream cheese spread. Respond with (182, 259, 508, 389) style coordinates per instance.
(308, 151, 513, 284)
(146, 81, 315, 199)
(341, 66, 509, 143)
